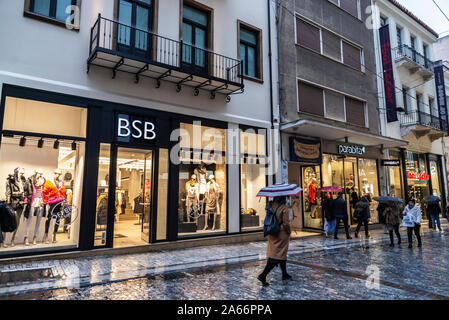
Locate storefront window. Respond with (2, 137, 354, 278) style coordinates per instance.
(406, 152, 430, 209)
(358, 158, 379, 224)
(95, 143, 111, 246)
(178, 123, 227, 236)
(240, 129, 266, 231)
(156, 149, 169, 241)
(0, 97, 86, 254)
(429, 158, 441, 198)
(302, 166, 322, 229)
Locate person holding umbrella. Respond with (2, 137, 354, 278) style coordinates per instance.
(426, 196, 442, 232)
(256, 183, 301, 286)
(382, 201, 402, 247)
(354, 196, 370, 238)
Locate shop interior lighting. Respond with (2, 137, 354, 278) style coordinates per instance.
(38, 138, 44, 148)
(19, 136, 26, 147)
(54, 139, 60, 150)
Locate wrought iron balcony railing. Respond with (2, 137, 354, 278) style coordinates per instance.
(88, 14, 244, 99)
(398, 110, 444, 131)
(393, 44, 434, 73)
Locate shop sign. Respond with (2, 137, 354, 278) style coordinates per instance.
(117, 114, 156, 142)
(407, 171, 430, 181)
(289, 137, 322, 164)
(379, 25, 398, 123)
(381, 159, 400, 167)
(338, 144, 366, 156)
(434, 62, 449, 135)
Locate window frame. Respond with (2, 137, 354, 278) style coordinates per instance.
(327, 0, 362, 20)
(295, 14, 364, 73)
(297, 78, 368, 128)
(24, 0, 80, 30)
(237, 20, 263, 83)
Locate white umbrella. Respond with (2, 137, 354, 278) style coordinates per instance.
(256, 183, 303, 197)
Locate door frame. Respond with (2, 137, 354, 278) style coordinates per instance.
(103, 143, 159, 248)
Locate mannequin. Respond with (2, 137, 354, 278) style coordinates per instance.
(42, 169, 66, 244)
(4, 167, 31, 247)
(194, 163, 208, 196)
(203, 175, 221, 230)
(24, 169, 46, 246)
(185, 174, 199, 222)
(308, 178, 318, 219)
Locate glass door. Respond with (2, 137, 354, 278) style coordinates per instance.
(343, 157, 358, 226)
(113, 147, 153, 248)
(117, 0, 153, 58)
(302, 166, 322, 229)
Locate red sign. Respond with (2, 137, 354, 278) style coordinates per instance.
(407, 171, 430, 181)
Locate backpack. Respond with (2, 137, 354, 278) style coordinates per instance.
(263, 205, 281, 237)
(0, 202, 17, 233)
(354, 205, 364, 219)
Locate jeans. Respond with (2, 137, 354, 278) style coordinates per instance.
(334, 216, 350, 239)
(407, 225, 422, 245)
(430, 214, 442, 231)
(24, 206, 44, 238)
(388, 224, 401, 244)
(355, 219, 369, 236)
(45, 202, 62, 235)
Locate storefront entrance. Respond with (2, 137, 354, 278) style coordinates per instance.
(113, 147, 153, 248)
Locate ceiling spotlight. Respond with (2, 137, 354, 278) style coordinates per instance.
(54, 139, 60, 150)
(71, 141, 77, 151)
(38, 138, 44, 148)
(19, 136, 26, 147)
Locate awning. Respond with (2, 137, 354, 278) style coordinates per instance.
(281, 119, 408, 148)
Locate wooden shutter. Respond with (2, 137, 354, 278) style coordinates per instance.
(343, 41, 361, 71)
(298, 81, 324, 116)
(296, 18, 320, 53)
(340, 0, 358, 18)
(345, 97, 365, 126)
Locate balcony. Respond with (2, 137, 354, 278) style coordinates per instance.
(398, 111, 445, 141)
(87, 15, 244, 101)
(393, 45, 434, 80)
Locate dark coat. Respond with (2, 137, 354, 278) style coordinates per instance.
(6, 174, 31, 210)
(377, 202, 388, 224)
(331, 196, 347, 218)
(427, 202, 441, 217)
(354, 200, 370, 220)
(324, 198, 335, 220)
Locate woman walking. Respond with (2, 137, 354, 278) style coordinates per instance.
(427, 201, 442, 232)
(324, 193, 336, 237)
(354, 196, 370, 238)
(383, 201, 401, 247)
(402, 199, 422, 248)
(258, 196, 292, 286)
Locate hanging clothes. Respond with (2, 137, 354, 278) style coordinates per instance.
(308, 182, 317, 205)
(134, 194, 144, 214)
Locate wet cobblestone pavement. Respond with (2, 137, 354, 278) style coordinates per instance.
(1, 222, 448, 300)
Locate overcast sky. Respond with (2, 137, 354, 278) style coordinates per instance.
(395, 0, 449, 37)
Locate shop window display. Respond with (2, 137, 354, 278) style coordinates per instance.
(406, 152, 430, 213)
(429, 159, 441, 198)
(358, 158, 379, 224)
(0, 97, 85, 254)
(178, 123, 226, 236)
(302, 166, 322, 229)
(95, 144, 111, 247)
(240, 130, 266, 231)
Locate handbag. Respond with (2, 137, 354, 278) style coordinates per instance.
(0, 202, 18, 232)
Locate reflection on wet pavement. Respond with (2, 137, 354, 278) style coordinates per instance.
(1, 224, 449, 300)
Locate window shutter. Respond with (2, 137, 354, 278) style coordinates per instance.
(340, 0, 358, 18)
(322, 30, 341, 61)
(296, 19, 320, 53)
(298, 82, 324, 116)
(345, 97, 365, 126)
(343, 41, 361, 71)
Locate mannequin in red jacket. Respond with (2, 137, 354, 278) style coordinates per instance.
(42, 169, 66, 244)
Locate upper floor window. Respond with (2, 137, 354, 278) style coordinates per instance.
(182, 4, 209, 72)
(402, 87, 409, 113)
(396, 27, 402, 46)
(239, 22, 262, 81)
(329, 0, 360, 19)
(29, 0, 77, 23)
(380, 16, 387, 27)
(296, 17, 363, 72)
(410, 35, 416, 50)
(297, 80, 367, 127)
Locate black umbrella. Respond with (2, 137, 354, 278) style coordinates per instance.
(425, 195, 441, 204)
(373, 196, 403, 203)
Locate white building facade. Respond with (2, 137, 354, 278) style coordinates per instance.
(0, 0, 279, 257)
(372, 0, 448, 216)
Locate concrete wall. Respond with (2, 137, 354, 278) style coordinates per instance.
(278, 0, 379, 135)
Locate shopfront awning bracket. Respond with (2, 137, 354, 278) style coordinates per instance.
(194, 80, 212, 96)
(134, 64, 149, 84)
(155, 70, 172, 88)
(176, 75, 194, 92)
(210, 83, 228, 99)
(112, 58, 124, 79)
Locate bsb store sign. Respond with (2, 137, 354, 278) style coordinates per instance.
(117, 114, 156, 143)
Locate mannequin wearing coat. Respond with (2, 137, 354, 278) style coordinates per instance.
(42, 169, 66, 244)
(203, 175, 221, 230)
(24, 169, 46, 246)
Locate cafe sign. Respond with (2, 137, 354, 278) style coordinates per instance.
(338, 145, 366, 156)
